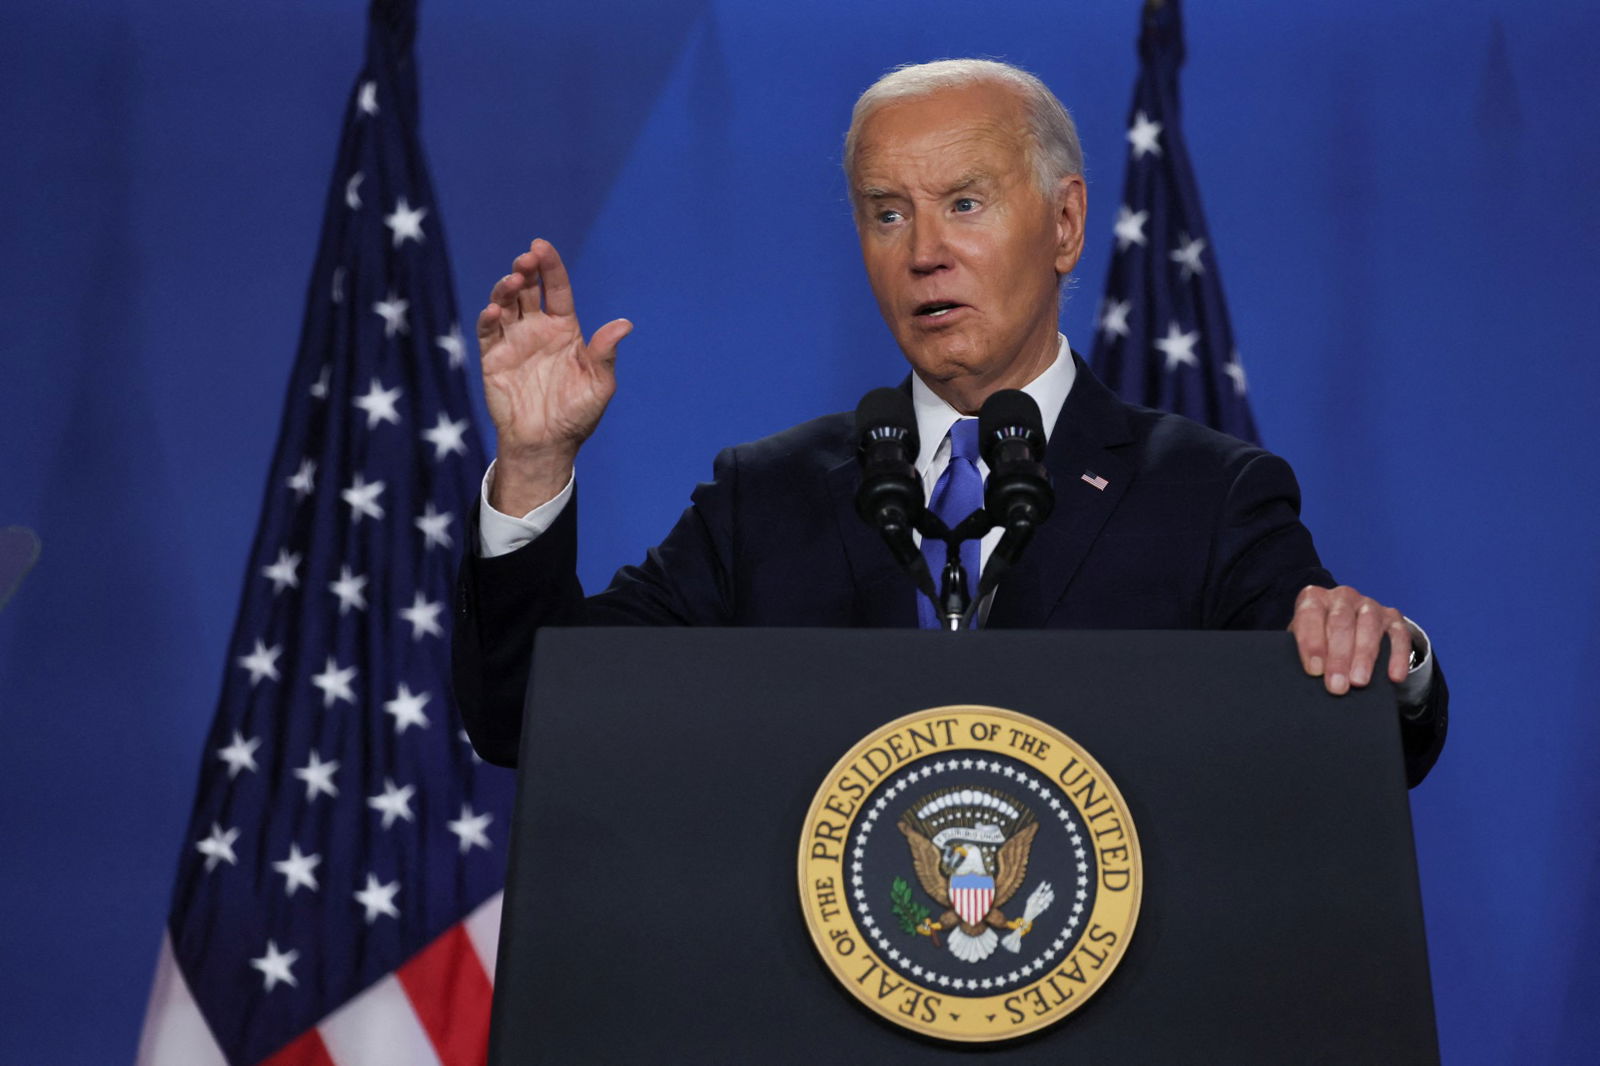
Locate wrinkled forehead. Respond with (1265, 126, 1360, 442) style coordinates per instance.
(851, 102, 1032, 198)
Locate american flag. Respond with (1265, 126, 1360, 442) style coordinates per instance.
(136, 2, 514, 1063)
(1088, 0, 1260, 445)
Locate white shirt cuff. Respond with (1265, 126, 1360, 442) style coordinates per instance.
(476, 460, 575, 558)
(1395, 617, 1435, 715)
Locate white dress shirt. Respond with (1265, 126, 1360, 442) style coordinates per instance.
(910, 335, 1074, 575)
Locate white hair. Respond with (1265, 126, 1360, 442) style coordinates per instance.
(843, 58, 1084, 204)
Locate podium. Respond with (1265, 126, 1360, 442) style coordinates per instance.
(488, 629, 1438, 1063)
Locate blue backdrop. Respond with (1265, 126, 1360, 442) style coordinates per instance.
(2, 1, 1597, 1062)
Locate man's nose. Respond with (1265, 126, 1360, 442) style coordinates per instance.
(908, 216, 951, 274)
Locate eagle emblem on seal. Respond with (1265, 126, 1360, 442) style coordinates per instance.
(897, 786, 1056, 963)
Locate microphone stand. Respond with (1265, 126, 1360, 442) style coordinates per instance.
(914, 509, 992, 631)
(972, 518, 1036, 607)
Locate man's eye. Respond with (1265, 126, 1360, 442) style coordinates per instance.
(953, 198, 978, 212)
(877, 209, 903, 224)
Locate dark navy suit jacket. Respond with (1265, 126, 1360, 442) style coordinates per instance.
(453, 358, 1447, 783)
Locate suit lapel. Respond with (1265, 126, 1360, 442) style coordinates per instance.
(984, 357, 1138, 628)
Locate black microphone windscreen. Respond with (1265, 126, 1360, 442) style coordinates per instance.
(978, 389, 1045, 463)
(855, 387, 919, 453)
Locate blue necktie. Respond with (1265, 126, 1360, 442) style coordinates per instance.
(918, 419, 982, 629)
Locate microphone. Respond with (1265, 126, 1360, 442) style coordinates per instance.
(978, 390, 1053, 531)
(854, 388, 922, 535)
(853, 390, 934, 595)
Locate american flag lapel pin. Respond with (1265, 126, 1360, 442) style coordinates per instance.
(1081, 471, 1109, 491)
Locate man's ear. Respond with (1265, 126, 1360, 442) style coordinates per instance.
(1053, 174, 1088, 277)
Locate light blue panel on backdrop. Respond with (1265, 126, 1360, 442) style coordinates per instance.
(1, 1, 1597, 1062)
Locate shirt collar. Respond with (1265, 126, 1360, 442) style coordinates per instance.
(909, 335, 1075, 471)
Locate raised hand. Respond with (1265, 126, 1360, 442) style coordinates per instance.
(476, 239, 633, 515)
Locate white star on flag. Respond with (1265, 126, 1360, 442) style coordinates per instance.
(383, 684, 432, 734)
(422, 413, 469, 460)
(1225, 354, 1248, 395)
(353, 378, 402, 428)
(414, 502, 454, 550)
(398, 591, 445, 641)
(344, 171, 363, 211)
(1154, 321, 1200, 371)
(196, 823, 240, 872)
(372, 292, 410, 338)
(434, 324, 466, 368)
(354, 874, 401, 924)
(1169, 233, 1207, 280)
(357, 80, 378, 116)
(328, 564, 369, 614)
(272, 844, 322, 897)
(341, 473, 386, 523)
(383, 196, 428, 247)
(286, 457, 317, 500)
(292, 750, 339, 802)
(367, 778, 416, 829)
(310, 656, 358, 708)
(446, 804, 493, 854)
(216, 730, 261, 779)
(236, 639, 282, 686)
(1100, 298, 1132, 339)
(1127, 110, 1163, 158)
(1113, 205, 1148, 252)
(261, 548, 301, 594)
(310, 365, 331, 397)
(250, 940, 300, 992)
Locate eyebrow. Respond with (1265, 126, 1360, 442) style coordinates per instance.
(857, 171, 995, 203)
(943, 172, 993, 195)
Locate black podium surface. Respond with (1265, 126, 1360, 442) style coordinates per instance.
(489, 629, 1437, 1064)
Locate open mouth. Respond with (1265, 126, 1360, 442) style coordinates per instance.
(914, 301, 964, 319)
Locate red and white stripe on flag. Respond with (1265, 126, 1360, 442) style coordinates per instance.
(136, 893, 502, 1066)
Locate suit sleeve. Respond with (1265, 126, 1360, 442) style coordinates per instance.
(1202, 449, 1448, 786)
(451, 451, 740, 766)
(1202, 451, 1333, 630)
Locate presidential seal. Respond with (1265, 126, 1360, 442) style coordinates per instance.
(798, 706, 1142, 1042)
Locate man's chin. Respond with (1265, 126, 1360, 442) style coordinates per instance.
(906, 360, 996, 413)
(900, 341, 985, 386)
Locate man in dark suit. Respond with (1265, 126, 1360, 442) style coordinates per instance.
(453, 60, 1446, 782)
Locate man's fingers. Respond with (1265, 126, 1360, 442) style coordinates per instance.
(496, 249, 539, 317)
(1323, 593, 1356, 695)
(1291, 588, 1328, 678)
(1386, 617, 1413, 683)
(1293, 585, 1412, 696)
(475, 302, 503, 345)
(588, 318, 634, 365)
(1347, 600, 1386, 687)
(533, 240, 576, 317)
(488, 272, 526, 317)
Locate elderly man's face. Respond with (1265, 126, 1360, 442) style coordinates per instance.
(852, 83, 1085, 412)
